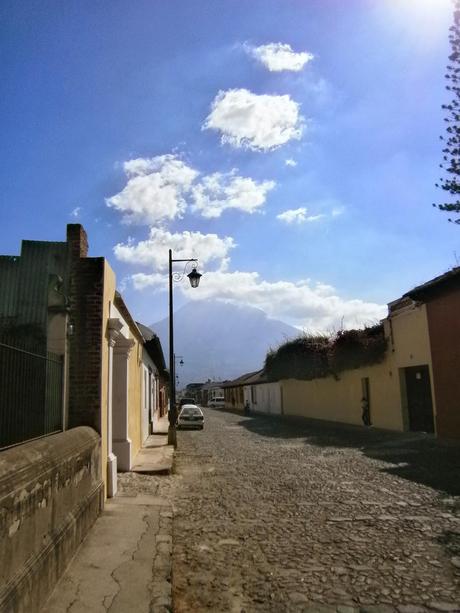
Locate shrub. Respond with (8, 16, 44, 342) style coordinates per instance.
(264, 324, 387, 382)
(330, 324, 387, 373)
(265, 334, 331, 382)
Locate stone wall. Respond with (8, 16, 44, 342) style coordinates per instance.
(0, 427, 104, 613)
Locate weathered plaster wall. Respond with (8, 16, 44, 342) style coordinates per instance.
(0, 427, 103, 613)
(388, 303, 432, 366)
(246, 383, 282, 415)
(101, 261, 116, 495)
(281, 360, 402, 431)
(128, 340, 142, 461)
(46, 312, 66, 356)
(387, 303, 436, 431)
(224, 386, 245, 410)
(389, 305, 434, 388)
(141, 349, 159, 442)
(425, 289, 460, 439)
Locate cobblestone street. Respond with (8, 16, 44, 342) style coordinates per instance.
(170, 408, 460, 613)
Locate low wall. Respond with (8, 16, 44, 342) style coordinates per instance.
(248, 383, 282, 415)
(0, 427, 104, 613)
(281, 361, 404, 432)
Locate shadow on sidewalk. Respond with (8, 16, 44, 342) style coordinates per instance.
(237, 413, 460, 497)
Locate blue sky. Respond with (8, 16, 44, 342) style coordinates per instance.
(1, 0, 457, 331)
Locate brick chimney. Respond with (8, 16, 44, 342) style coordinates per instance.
(67, 224, 88, 260)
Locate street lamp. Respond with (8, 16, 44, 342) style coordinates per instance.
(168, 249, 202, 446)
(174, 355, 184, 394)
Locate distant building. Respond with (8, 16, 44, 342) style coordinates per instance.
(222, 371, 259, 411)
(184, 382, 205, 403)
(201, 381, 225, 406)
(136, 321, 168, 437)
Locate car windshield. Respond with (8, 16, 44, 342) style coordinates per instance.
(180, 406, 201, 416)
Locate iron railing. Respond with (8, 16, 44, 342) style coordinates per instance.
(0, 341, 64, 450)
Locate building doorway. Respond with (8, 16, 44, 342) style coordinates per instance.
(361, 377, 371, 426)
(404, 365, 434, 433)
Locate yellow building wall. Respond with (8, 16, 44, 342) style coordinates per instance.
(281, 361, 402, 431)
(281, 304, 433, 433)
(388, 303, 432, 367)
(128, 339, 143, 462)
(387, 302, 436, 430)
(100, 260, 116, 498)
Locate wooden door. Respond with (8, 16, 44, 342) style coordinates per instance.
(405, 365, 434, 433)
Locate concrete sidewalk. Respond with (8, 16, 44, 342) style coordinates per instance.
(151, 414, 170, 434)
(44, 493, 173, 613)
(131, 435, 174, 475)
(43, 431, 175, 613)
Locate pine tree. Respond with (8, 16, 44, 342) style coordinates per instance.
(434, 0, 460, 224)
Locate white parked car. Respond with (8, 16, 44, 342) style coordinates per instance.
(177, 404, 204, 430)
(208, 397, 225, 408)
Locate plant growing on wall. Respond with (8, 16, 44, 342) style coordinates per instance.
(434, 0, 460, 224)
(264, 324, 387, 382)
(329, 324, 387, 374)
(265, 334, 331, 382)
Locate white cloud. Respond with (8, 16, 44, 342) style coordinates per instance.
(285, 159, 297, 167)
(130, 272, 167, 291)
(191, 170, 275, 218)
(114, 227, 235, 272)
(203, 88, 304, 152)
(131, 269, 386, 332)
(71, 206, 81, 218)
(183, 271, 386, 331)
(277, 207, 324, 225)
(106, 154, 198, 225)
(108, 154, 276, 222)
(248, 42, 314, 72)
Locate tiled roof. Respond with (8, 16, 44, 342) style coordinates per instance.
(221, 369, 266, 387)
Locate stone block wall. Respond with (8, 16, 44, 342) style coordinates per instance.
(0, 427, 103, 613)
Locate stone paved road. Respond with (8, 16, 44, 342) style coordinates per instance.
(171, 408, 460, 613)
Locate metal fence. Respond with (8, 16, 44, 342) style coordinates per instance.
(0, 341, 64, 450)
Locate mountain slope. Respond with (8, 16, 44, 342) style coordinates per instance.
(151, 300, 298, 386)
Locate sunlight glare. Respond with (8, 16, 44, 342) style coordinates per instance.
(382, 0, 452, 50)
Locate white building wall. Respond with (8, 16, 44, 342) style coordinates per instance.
(140, 349, 160, 442)
(208, 386, 224, 400)
(245, 383, 282, 415)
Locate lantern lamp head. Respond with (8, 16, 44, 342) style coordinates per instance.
(187, 267, 202, 288)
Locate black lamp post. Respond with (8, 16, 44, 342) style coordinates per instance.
(174, 354, 184, 396)
(168, 249, 202, 446)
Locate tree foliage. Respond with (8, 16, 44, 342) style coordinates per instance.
(434, 0, 460, 224)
